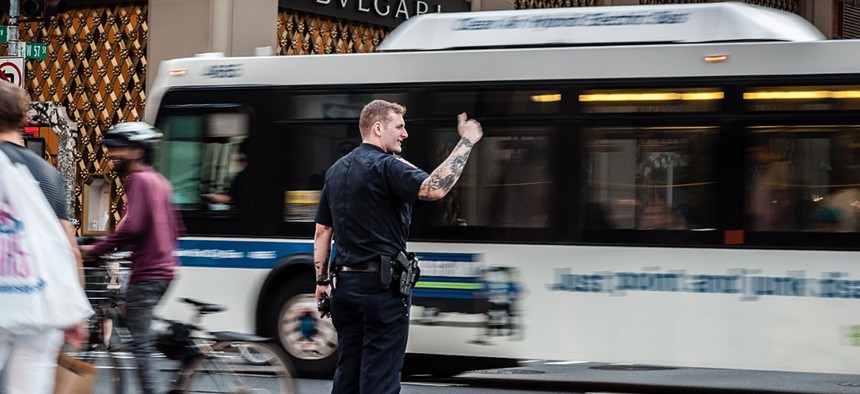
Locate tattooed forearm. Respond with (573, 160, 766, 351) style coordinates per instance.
(419, 137, 475, 201)
(314, 246, 331, 277)
(314, 259, 329, 277)
(313, 224, 333, 280)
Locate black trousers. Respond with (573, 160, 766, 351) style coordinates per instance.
(330, 271, 410, 394)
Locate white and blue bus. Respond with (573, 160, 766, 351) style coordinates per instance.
(147, 2, 860, 377)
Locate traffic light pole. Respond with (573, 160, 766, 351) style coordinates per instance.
(8, 0, 19, 57)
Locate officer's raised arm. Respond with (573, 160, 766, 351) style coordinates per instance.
(418, 112, 483, 201)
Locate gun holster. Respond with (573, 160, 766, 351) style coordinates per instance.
(393, 252, 420, 297)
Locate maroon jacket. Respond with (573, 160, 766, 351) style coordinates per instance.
(90, 166, 184, 283)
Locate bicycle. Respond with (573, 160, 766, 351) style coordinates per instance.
(72, 250, 296, 393)
(71, 249, 129, 393)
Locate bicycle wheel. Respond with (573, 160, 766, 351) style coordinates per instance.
(178, 340, 295, 394)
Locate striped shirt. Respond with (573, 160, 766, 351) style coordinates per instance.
(0, 141, 69, 221)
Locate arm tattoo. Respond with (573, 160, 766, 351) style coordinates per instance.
(315, 260, 328, 275)
(314, 245, 330, 277)
(419, 137, 475, 201)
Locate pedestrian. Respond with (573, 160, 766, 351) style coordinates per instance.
(80, 122, 184, 394)
(313, 99, 483, 393)
(0, 81, 87, 394)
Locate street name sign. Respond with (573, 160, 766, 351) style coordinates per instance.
(24, 42, 47, 60)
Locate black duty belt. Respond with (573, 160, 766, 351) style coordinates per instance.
(338, 260, 380, 272)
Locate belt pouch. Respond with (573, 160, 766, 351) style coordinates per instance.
(380, 255, 392, 290)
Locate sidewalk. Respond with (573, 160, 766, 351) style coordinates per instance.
(442, 361, 860, 394)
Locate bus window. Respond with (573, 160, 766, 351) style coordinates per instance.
(744, 86, 860, 112)
(281, 93, 409, 120)
(584, 126, 717, 230)
(425, 126, 553, 229)
(579, 88, 723, 114)
(156, 116, 204, 210)
(745, 125, 860, 232)
(272, 123, 361, 223)
(429, 89, 561, 117)
(155, 113, 249, 212)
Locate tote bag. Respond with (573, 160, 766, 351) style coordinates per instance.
(0, 150, 93, 334)
(54, 351, 98, 394)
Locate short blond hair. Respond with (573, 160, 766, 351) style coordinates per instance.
(359, 99, 406, 139)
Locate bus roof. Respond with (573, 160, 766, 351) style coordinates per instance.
(377, 2, 825, 52)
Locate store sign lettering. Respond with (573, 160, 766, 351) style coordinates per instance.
(316, 0, 440, 18)
(282, 0, 469, 28)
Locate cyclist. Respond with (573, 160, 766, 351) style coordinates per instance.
(81, 122, 184, 394)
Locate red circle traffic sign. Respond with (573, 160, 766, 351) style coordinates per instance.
(0, 61, 23, 87)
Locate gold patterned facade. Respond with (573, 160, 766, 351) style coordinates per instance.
(277, 9, 390, 55)
(1, 4, 147, 229)
(0, 6, 388, 230)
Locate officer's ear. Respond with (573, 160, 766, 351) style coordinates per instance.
(373, 121, 382, 137)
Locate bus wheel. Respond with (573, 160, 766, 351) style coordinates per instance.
(270, 280, 338, 378)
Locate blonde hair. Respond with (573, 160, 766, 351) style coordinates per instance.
(0, 82, 28, 132)
(358, 99, 406, 139)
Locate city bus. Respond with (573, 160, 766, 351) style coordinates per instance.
(145, 2, 860, 378)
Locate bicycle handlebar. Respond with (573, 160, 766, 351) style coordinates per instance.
(76, 236, 103, 246)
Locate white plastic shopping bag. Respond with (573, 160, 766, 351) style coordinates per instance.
(0, 150, 92, 334)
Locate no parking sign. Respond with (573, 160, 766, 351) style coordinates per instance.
(0, 57, 24, 88)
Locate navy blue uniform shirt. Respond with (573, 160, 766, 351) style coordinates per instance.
(315, 143, 429, 267)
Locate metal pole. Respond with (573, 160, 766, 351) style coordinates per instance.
(9, 0, 19, 57)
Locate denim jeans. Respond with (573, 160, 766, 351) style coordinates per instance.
(125, 279, 170, 394)
(330, 271, 410, 394)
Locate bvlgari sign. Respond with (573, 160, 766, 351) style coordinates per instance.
(281, 0, 470, 28)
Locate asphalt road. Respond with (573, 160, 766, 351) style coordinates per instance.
(99, 374, 580, 393)
(90, 356, 581, 393)
(86, 355, 860, 394)
(296, 377, 579, 393)
(99, 373, 581, 393)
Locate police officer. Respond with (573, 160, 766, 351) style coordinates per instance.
(314, 99, 483, 393)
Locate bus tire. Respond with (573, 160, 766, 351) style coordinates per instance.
(268, 278, 338, 378)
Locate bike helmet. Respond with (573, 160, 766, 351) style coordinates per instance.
(103, 122, 163, 149)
